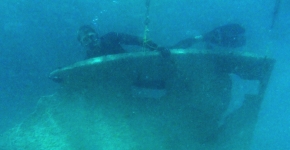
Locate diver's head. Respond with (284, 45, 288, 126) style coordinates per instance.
(77, 25, 99, 48)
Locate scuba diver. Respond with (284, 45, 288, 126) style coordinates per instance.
(170, 23, 246, 49)
(77, 25, 165, 59)
(78, 23, 246, 59)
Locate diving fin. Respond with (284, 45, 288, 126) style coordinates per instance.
(203, 24, 246, 48)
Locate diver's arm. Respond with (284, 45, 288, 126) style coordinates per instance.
(170, 36, 203, 49)
(102, 32, 170, 57)
(117, 33, 160, 50)
(114, 32, 171, 57)
(103, 32, 159, 50)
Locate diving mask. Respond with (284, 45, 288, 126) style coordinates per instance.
(80, 32, 98, 47)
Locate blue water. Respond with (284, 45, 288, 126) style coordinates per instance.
(0, 0, 289, 149)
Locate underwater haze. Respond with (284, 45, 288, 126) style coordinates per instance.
(0, 0, 290, 149)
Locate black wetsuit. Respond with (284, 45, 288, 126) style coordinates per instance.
(171, 24, 246, 49)
(85, 24, 245, 59)
(86, 32, 158, 59)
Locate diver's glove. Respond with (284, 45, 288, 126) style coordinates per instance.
(157, 47, 171, 58)
(145, 40, 158, 50)
(144, 41, 171, 57)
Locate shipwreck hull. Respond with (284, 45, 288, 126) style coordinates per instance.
(0, 49, 275, 149)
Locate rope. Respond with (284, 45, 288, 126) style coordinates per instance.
(143, 0, 151, 49)
(270, 0, 281, 29)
